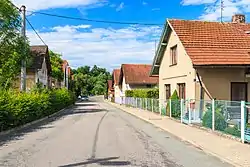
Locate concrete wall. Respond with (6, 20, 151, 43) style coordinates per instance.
(197, 68, 250, 101)
(159, 30, 196, 105)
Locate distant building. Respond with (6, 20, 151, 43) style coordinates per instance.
(14, 45, 52, 91)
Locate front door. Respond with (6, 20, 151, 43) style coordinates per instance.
(231, 82, 247, 102)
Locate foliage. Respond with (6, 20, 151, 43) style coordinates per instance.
(166, 90, 181, 118)
(0, 88, 75, 132)
(125, 89, 159, 98)
(0, 0, 30, 89)
(202, 102, 227, 131)
(224, 126, 241, 137)
(50, 51, 64, 81)
(73, 65, 112, 96)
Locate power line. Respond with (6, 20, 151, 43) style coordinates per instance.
(26, 18, 47, 46)
(28, 11, 164, 26)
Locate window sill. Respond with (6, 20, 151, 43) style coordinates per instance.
(169, 64, 177, 67)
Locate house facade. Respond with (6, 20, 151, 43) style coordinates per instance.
(14, 45, 52, 91)
(112, 69, 122, 104)
(119, 64, 158, 99)
(151, 15, 250, 107)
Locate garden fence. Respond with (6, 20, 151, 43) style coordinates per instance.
(115, 97, 250, 143)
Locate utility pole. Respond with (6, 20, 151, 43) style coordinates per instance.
(20, 5, 26, 92)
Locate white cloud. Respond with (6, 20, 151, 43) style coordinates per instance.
(12, 0, 106, 11)
(181, 0, 216, 5)
(142, 1, 148, 5)
(152, 8, 160, 11)
(27, 24, 162, 70)
(181, 0, 250, 21)
(116, 2, 124, 11)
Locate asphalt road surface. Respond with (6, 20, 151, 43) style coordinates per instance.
(0, 96, 233, 167)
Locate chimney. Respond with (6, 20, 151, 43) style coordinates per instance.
(232, 14, 246, 23)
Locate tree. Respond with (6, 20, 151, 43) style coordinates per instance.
(72, 65, 111, 96)
(0, 0, 29, 89)
(49, 51, 64, 81)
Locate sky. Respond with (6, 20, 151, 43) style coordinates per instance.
(11, 0, 250, 71)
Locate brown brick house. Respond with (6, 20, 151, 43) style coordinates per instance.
(150, 14, 250, 106)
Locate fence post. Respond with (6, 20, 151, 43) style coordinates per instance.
(241, 101, 245, 143)
(188, 99, 191, 124)
(135, 97, 137, 108)
(212, 99, 215, 131)
(159, 100, 162, 115)
(145, 98, 148, 111)
(181, 99, 184, 123)
(169, 99, 172, 118)
(151, 99, 154, 112)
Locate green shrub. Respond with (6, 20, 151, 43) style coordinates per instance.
(125, 90, 134, 97)
(202, 101, 227, 131)
(202, 110, 226, 131)
(166, 90, 181, 118)
(224, 126, 240, 137)
(125, 89, 159, 98)
(0, 88, 75, 132)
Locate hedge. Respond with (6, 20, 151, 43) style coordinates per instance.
(0, 88, 75, 132)
(125, 89, 159, 99)
(166, 90, 181, 118)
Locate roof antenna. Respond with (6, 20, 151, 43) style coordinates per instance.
(220, 0, 224, 23)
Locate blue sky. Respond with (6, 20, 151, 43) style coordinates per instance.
(12, 0, 250, 71)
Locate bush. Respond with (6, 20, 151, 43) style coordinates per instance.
(125, 90, 133, 97)
(125, 89, 159, 98)
(202, 101, 227, 131)
(0, 88, 75, 132)
(202, 110, 226, 131)
(166, 90, 181, 118)
(224, 126, 240, 137)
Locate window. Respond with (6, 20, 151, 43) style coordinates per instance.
(165, 84, 171, 100)
(231, 82, 247, 102)
(177, 83, 186, 99)
(170, 45, 177, 65)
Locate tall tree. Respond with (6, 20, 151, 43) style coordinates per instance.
(0, 0, 29, 89)
(50, 51, 64, 81)
(73, 65, 111, 96)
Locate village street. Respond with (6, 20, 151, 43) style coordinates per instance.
(0, 96, 232, 167)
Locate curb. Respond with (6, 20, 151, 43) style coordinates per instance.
(107, 102, 242, 167)
(0, 104, 74, 136)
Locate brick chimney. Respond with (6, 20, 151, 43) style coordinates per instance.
(232, 14, 246, 23)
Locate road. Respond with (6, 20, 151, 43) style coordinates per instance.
(0, 97, 233, 167)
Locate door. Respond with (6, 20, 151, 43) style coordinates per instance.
(231, 82, 248, 126)
(231, 82, 247, 102)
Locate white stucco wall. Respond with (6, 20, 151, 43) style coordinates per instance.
(159, 29, 196, 106)
(37, 57, 48, 87)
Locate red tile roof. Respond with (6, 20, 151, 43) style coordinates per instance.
(112, 69, 120, 86)
(121, 64, 158, 84)
(169, 19, 250, 65)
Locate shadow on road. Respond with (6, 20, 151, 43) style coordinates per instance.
(58, 157, 131, 167)
(0, 101, 105, 147)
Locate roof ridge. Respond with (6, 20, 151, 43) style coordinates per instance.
(168, 19, 250, 25)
